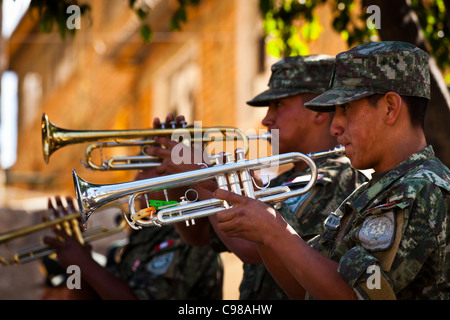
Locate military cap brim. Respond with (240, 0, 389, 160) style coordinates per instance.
(247, 88, 314, 107)
(304, 87, 375, 112)
(247, 55, 336, 107)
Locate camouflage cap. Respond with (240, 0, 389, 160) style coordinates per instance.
(247, 55, 335, 106)
(305, 41, 430, 112)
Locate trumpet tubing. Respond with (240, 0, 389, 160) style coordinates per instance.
(73, 145, 346, 229)
(42, 113, 257, 170)
(0, 213, 80, 244)
(12, 222, 126, 265)
(0, 209, 126, 266)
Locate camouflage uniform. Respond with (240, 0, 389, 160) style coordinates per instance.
(238, 55, 368, 299)
(239, 155, 368, 299)
(305, 41, 450, 299)
(108, 225, 223, 300)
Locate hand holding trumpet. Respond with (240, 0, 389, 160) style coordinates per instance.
(214, 189, 288, 245)
(43, 196, 93, 268)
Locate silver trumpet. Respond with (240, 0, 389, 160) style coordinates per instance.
(73, 146, 346, 229)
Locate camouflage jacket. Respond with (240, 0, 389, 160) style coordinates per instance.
(239, 155, 368, 300)
(309, 146, 450, 300)
(108, 225, 223, 300)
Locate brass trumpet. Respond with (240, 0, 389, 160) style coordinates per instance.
(0, 209, 126, 265)
(73, 146, 346, 229)
(42, 113, 252, 170)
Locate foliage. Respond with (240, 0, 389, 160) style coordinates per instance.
(260, 0, 327, 57)
(128, 0, 201, 43)
(259, 0, 449, 72)
(4, 0, 448, 72)
(25, 0, 91, 40)
(410, 0, 449, 71)
(4, 0, 200, 42)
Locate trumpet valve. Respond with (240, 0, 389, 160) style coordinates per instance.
(210, 153, 224, 165)
(235, 148, 255, 198)
(210, 154, 229, 192)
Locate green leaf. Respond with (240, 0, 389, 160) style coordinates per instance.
(129, 0, 137, 8)
(266, 38, 283, 58)
(301, 15, 322, 41)
(287, 32, 309, 56)
(136, 8, 148, 20)
(170, 8, 187, 31)
(140, 24, 153, 42)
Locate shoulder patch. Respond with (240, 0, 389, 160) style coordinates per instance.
(358, 211, 395, 251)
(147, 251, 175, 276)
(283, 191, 312, 214)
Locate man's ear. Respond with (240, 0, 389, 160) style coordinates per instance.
(383, 92, 402, 125)
(314, 112, 330, 125)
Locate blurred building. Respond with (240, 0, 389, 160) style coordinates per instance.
(7, 0, 262, 193)
(4, 0, 349, 195)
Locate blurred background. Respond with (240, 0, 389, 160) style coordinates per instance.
(0, 0, 448, 299)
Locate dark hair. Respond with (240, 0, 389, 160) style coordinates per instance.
(367, 93, 428, 129)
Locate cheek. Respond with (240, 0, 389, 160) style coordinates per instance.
(347, 116, 381, 167)
(352, 127, 373, 148)
(278, 114, 301, 137)
(348, 111, 376, 143)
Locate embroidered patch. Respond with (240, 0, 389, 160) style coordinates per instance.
(283, 191, 311, 214)
(147, 251, 175, 275)
(280, 174, 324, 213)
(358, 211, 395, 251)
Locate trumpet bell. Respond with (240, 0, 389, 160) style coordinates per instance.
(73, 170, 91, 227)
(73, 170, 111, 227)
(41, 113, 56, 164)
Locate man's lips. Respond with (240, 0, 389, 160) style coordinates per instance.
(338, 139, 351, 148)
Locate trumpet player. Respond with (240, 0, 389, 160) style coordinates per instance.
(146, 55, 368, 299)
(43, 167, 224, 300)
(215, 42, 450, 299)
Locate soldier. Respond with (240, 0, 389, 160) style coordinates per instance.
(237, 55, 368, 299)
(148, 55, 368, 299)
(214, 41, 450, 299)
(44, 169, 224, 300)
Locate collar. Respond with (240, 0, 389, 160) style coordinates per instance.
(348, 145, 435, 213)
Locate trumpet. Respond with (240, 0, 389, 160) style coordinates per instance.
(0, 208, 126, 265)
(42, 113, 253, 171)
(73, 145, 346, 229)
